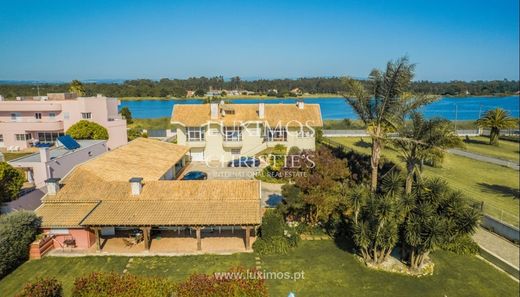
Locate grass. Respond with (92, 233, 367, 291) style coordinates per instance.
(0, 241, 517, 297)
(128, 117, 172, 130)
(461, 136, 519, 162)
(328, 137, 520, 226)
(2, 152, 33, 161)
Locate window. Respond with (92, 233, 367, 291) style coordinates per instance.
(49, 229, 69, 235)
(35, 113, 42, 120)
(223, 127, 242, 141)
(81, 112, 92, 119)
(10, 113, 20, 121)
(15, 134, 32, 141)
(187, 127, 205, 141)
(297, 128, 313, 138)
(63, 112, 70, 120)
(0, 134, 3, 142)
(266, 127, 287, 142)
(231, 149, 241, 155)
(38, 132, 64, 144)
(49, 112, 56, 119)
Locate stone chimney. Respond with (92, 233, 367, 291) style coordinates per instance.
(210, 103, 219, 119)
(129, 177, 143, 196)
(45, 178, 61, 195)
(296, 100, 305, 109)
(39, 147, 50, 163)
(258, 103, 265, 119)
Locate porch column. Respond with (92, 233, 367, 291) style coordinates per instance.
(93, 228, 101, 251)
(244, 226, 251, 250)
(141, 227, 151, 250)
(196, 227, 202, 251)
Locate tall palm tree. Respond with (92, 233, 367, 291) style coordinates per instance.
(393, 113, 463, 193)
(344, 57, 435, 192)
(476, 108, 517, 146)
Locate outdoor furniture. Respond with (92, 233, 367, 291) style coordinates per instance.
(63, 238, 76, 248)
(122, 238, 134, 247)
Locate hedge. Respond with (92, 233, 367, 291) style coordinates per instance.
(16, 277, 63, 297)
(0, 211, 41, 279)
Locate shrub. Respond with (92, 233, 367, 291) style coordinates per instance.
(252, 236, 290, 255)
(66, 120, 109, 140)
(0, 162, 25, 203)
(440, 234, 480, 255)
(259, 211, 284, 240)
(288, 146, 301, 156)
(72, 272, 176, 297)
(0, 211, 41, 279)
(16, 277, 62, 297)
(177, 267, 268, 297)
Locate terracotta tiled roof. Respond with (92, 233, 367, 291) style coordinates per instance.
(36, 202, 99, 228)
(171, 103, 323, 127)
(78, 138, 189, 182)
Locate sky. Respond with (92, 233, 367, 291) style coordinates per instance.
(0, 0, 518, 82)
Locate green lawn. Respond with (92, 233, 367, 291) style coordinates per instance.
(2, 152, 33, 161)
(0, 241, 517, 297)
(328, 137, 520, 226)
(461, 136, 519, 163)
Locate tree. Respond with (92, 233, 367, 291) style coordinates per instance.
(68, 80, 86, 96)
(194, 89, 205, 97)
(403, 178, 480, 270)
(127, 127, 147, 141)
(120, 107, 133, 124)
(475, 108, 517, 146)
(392, 113, 463, 193)
(343, 57, 435, 192)
(0, 162, 25, 204)
(0, 211, 41, 278)
(66, 120, 109, 140)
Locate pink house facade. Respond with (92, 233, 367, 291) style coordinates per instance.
(0, 93, 127, 150)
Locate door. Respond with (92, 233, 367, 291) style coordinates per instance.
(190, 149, 204, 161)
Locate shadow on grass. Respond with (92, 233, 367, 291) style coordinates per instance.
(463, 137, 489, 145)
(354, 139, 371, 148)
(478, 182, 520, 199)
(333, 235, 357, 255)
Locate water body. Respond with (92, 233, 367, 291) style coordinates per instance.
(120, 96, 519, 120)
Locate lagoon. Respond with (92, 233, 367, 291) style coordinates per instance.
(120, 96, 519, 120)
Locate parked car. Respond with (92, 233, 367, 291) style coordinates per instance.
(228, 157, 260, 168)
(181, 171, 208, 180)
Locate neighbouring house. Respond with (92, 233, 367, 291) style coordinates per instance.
(34, 138, 262, 255)
(290, 87, 303, 96)
(0, 93, 128, 150)
(8, 139, 108, 188)
(171, 101, 323, 161)
(186, 90, 195, 97)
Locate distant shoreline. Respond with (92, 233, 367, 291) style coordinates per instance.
(119, 93, 517, 101)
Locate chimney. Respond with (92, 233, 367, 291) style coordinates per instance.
(296, 100, 305, 109)
(0, 95, 4, 101)
(39, 147, 50, 163)
(129, 177, 143, 196)
(210, 103, 219, 119)
(45, 178, 61, 195)
(258, 103, 265, 119)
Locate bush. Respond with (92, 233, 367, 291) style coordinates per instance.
(0, 162, 25, 203)
(0, 211, 41, 279)
(72, 272, 176, 297)
(440, 234, 480, 255)
(66, 120, 109, 140)
(259, 211, 284, 240)
(177, 267, 268, 297)
(16, 277, 62, 297)
(252, 236, 290, 255)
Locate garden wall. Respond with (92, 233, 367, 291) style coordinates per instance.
(480, 215, 520, 243)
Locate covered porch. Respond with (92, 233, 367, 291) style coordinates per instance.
(89, 225, 256, 254)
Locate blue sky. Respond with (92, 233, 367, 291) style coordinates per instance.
(0, 0, 518, 81)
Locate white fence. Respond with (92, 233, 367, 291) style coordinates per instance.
(323, 129, 481, 137)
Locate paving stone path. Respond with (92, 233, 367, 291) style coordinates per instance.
(448, 149, 520, 170)
(473, 228, 519, 269)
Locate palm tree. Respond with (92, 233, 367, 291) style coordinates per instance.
(69, 80, 86, 96)
(476, 108, 517, 146)
(393, 113, 463, 193)
(344, 57, 436, 192)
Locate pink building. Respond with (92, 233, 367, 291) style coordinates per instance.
(0, 93, 127, 150)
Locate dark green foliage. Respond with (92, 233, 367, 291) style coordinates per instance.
(72, 272, 176, 297)
(0, 162, 25, 203)
(127, 127, 147, 141)
(253, 237, 290, 255)
(119, 107, 133, 124)
(66, 120, 109, 140)
(0, 211, 41, 279)
(439, 234, 479, 255)
(259, 211, 284, 240)
(16, 277, 62, 297)
(0, 77, 517, 99)
(68, 80, 86, 96)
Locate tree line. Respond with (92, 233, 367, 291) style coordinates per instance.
(0, 77, 517, 98)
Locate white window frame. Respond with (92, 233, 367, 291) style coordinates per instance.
(187, 127, 205, 142)
(15, 133, 32, 141)
(10, 112, 20, 122)
(297, 128, 313, 138)
(266, 127, 287, 142)
(223, 127, 242, 141)
(49, 228, 69, 235)
(49, 112, 56, 119)
(81, 112, 92, 119)
(35, 112, 42, 120)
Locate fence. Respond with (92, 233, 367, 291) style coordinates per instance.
(323, 129, 481, 137)
(480, 214, 520, 243)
